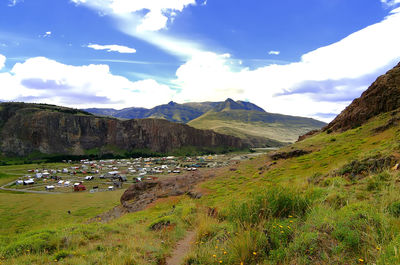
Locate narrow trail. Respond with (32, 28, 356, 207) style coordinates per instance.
(166, 230, 196, 265)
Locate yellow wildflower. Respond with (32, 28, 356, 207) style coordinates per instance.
(358, 258, 364, 262)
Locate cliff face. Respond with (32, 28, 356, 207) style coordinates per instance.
(325, 62, 400, 132)
(0, 103, 245, 156)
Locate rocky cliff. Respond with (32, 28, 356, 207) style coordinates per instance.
(325, 62, 400, 132)
(0, 103, 245, 156)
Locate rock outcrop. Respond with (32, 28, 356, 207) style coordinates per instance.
(120, 171, 209, 213)
(0, 103, 246, 156)
(325, 62, 400, 132)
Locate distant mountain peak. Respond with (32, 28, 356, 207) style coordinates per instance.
(167, 101, 177, 106)
(213, 99, 266, 112)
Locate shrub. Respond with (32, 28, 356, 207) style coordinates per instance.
(367, 178, 382, 191)
(148, 216, 176, 231)
(226, 228, 269, 264)
(54, 250, 72, 261)
(1, 229, 58, 257)
(227, 187, 311, 227)
(325, 191, 348, 209)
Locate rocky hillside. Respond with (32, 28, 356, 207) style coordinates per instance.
(0, 103, 246, 157)
(325, 62, 400, 132)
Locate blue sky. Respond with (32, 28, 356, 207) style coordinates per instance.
(0, 0, 400, 121)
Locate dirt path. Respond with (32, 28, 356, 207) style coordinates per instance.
(166, 230, 196, 265)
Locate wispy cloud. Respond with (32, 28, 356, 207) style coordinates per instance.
(268, 50, 280, 55)
(381, 0, 400, 7)
(8, 0, 23, 7)
(39, 31, 52, 38)
(0, 54, 6, 70)
(71, 0, 197, 32)
(87, 44, 136, 54)
(90, 59, 178, 65)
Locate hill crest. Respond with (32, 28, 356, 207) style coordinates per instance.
(326, 62, 400, 132)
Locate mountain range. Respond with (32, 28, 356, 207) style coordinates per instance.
(84, 98, 326, 147)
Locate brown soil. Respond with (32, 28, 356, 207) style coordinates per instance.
(166, 231, 196, 265)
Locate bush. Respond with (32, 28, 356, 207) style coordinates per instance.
(325, 192, 348, 209)
(1, 229, 58, 257)
(227, 187, 311, 227)
(226, 228, 269, 264)
(148, 216, 176, 231)
(54, 250, 72, 261)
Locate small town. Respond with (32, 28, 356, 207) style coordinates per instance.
(2, 154, 252, 193)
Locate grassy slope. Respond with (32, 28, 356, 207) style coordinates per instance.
(188, 110, 324, 144)
(1, 110, 400, 264)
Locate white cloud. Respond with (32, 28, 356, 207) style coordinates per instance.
(8, 0, 23, 7)
(136, 9, 169, 32)
(381, 0, 400, 6)
(87, 44, 136, 53)
(0, 57, 175, 109)
(40, 31, 52, 38)
(0, 54, 5, 70)
(71, 0, 196, 32)
(268, 50, 280, 55)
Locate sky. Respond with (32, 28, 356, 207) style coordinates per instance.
(1, 0, 400, 122)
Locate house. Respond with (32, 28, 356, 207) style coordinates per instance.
(58, 180, 64, 185)
(108, 186, 114, 191)
(118, 175, 127, 182)
(64, 181, 71, 187)
(23, 179, 34, 185)
(74, 184, 86, 192)
(15, 180, 24, 185)
(45, 185, 55, 190)
(35, 173, 43, 178)
(84, 176, 94, 180)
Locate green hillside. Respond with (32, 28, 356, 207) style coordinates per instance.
(188, 109, 326, 145)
